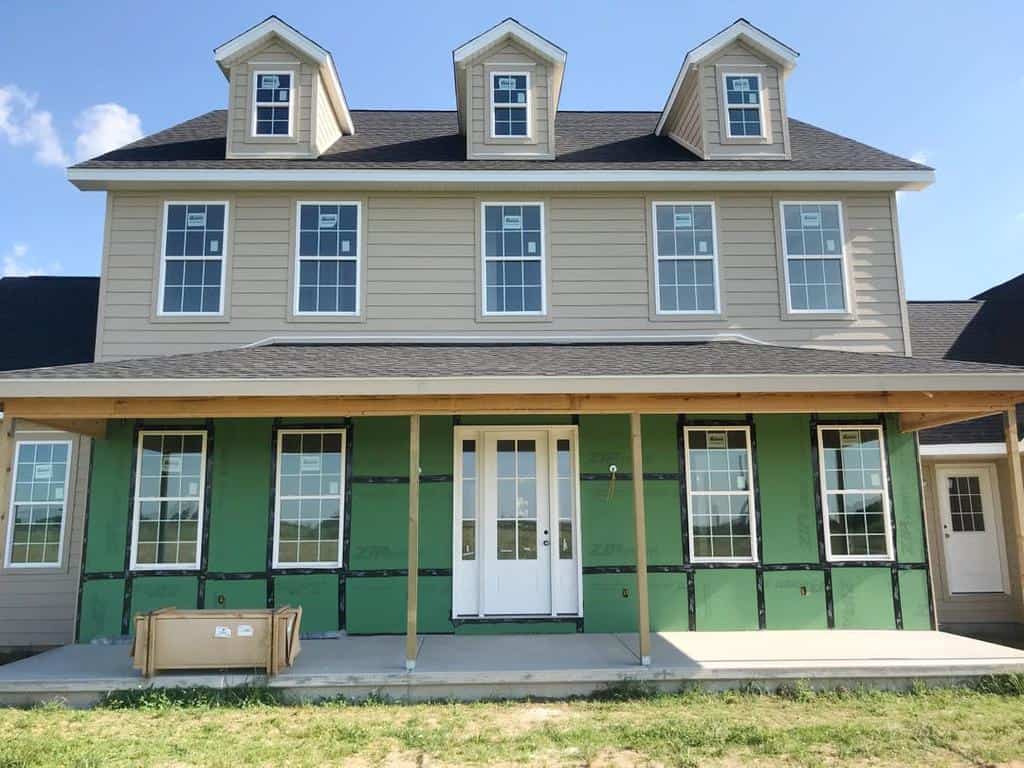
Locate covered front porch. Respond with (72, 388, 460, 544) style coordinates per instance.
(1, 629, 1023, 706)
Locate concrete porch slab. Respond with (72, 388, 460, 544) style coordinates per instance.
(0, 630, 1022, 706)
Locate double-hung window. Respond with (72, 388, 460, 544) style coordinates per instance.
(781, 202, 848, 313)
(160, 202, 227, 315)
(685, 426, 757, 562)
(482, 203, 544, 315)
(253, 71, 293, 136)
(723, 73, 763, 138)
(817, 426, 893, 560)
(295, 202, 360, 315)
(273, 430, 345, 568)
(131, 431, 206, 570)
(4, 440, 72, 568)
(491, 73, 529, 137)
(653, 202, 719, 313)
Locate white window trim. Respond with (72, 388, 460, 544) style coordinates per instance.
(251, 70, 295, 138)
(157, 200, 229, 317)
(293, 201, 362, 317)
(3, 439, 73, 569)
(817, 424, 894, 562)
(652, 200, 722, 315)
(272, 428, 346, 569)
(683, 425, 758, 564)
(722, 72, 766, 140)
(480, 201, 547, 317)
(489, 71, 532, 140)
(130, 430, 207, 572)
(779, 200, 851, 315)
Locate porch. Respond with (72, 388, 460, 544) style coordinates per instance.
(1, 630, 1023, 706)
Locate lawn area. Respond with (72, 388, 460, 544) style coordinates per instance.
(0, 682, 1023, 767)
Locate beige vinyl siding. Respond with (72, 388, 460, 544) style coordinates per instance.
(0, 421, 89, 648)
(466, 39, 553, 159)
(701, 40, 788, 159)
(664, 69, 705, 157)
(923, 455, 1024, 625)
(95, 189, 908, 360)
(314, 74, 342, 154)
(226, 38, 317, 159)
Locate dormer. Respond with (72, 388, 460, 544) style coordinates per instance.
(453, 19, 566, 160)
(656, 19, 798, 160)
(214, 16, 354, 160)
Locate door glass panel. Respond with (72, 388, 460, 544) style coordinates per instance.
(948, 475, 985, 533)
(556, 438, 574, 559)
(495, 438, 538, 560)
(461, 440, 476, 560)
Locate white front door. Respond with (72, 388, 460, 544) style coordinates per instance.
(936, 464, 1008, 594)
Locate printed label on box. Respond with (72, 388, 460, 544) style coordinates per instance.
(237, 625, 254, 638)
(214, 626, 232, 639)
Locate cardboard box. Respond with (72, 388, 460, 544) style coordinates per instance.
(131, 606, 302, 677)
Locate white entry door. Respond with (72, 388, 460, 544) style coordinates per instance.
(936, 465, 1008, 594)
(483, 433, 552, 615)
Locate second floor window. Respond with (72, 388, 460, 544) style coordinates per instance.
(724, 74, 763, 138)
(253, 72, 293, 136)
(653, 202, 718, 313)
(296, 202, 360, 315)
(492, 73, 529, 137)
(781, 202, 848, 313)
(160, 202, 227, 315)
(482, 203, 544, 315)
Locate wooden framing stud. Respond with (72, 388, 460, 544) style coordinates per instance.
(1003, 408, 1024, 616)
(405, 414, 421, 672)
(0, 418, 13, 528)
(629, 412, 651, 666)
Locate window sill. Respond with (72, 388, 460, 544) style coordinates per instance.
(476, 313, 553, 324)
(150, 313, 232, 324)
(650, 311, 725, 323)
(781, 310, 856, 322)
(287, 313, 366, 324)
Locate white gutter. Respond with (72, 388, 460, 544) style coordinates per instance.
(66, 167, 935, 191)
(242, 331, 772, 348)
(2, 372, 1024, 400)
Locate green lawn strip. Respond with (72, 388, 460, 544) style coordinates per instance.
(0, 686, 1021, 767)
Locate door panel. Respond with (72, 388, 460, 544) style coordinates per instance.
(937, 466, 1007, 594)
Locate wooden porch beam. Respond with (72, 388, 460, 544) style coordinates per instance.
(629, 413, 651, 666)
(898, 410, 1003, 434)
(405, 414, 421, 672)
(4, 391, 1021, 420)
(17, 418, 108, 439)
(1003, 409, 1024, 617)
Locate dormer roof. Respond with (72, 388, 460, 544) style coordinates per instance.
(452, 18, 567, 134)
(213, 15, 355, 135)
(655, 18, 798, 136)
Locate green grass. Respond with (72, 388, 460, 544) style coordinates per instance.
(0, 680, 1023, 766)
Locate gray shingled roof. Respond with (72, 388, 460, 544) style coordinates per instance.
(73, 110, 929, 172)
(1, 340, 1019, 381)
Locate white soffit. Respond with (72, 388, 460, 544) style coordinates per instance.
(656, 18, 799, 136)
(214, 16, 354, 135)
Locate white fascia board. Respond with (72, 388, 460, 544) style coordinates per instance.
(3, 372, 1024, 400)
(453, 19, 566, 66)
(66, 167, 935, 191)
(655, 19, 798, 136)
(919, 442, 1021, 457)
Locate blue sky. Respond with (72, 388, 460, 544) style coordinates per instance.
(1, 0, 1021, 299)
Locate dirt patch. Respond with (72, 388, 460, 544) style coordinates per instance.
(587, 748, 664, 767)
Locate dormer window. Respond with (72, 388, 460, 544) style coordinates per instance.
(253, 71, 293, 136)
(724, 74, 763, 138)
(491, 73, 529, 137)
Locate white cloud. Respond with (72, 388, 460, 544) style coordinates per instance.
(2, 243, 63, 278)
(74, 103, 143, 161)
(0, 85, 69, 167)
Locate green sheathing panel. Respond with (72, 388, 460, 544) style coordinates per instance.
(346, 576, 453, 635)
(580, 480, 635, 567)
(419, 482, 453, 570)
(207, 419, 272, 572)
(832, 567, 896, 629)
(579, 415, 631, 475)
(352, 417, 409, 477)
(582, 573, 637, 633)
(763, 571, 827, 629)
(418, 576, 454, 633)
(349, 483, 408, 570)
(694, 570, 758, 630)
(755, 415, 819, 564)
(456, 621, 577, 635)
(649, 572, 688, 630)
(205, 579, 267, 610)
(78, 579, 125, 642)
(899, 570, 932, 630)
(885, 415, 927, 563)
(641, 414, 679, 474)
(419, 416, 454, 476)
(458, 415, 574, 426)
(130, 576, 198, 629)
(644, 481, 682, 566)
(274, 574, 338, 633)
(83, 421, 134, 573)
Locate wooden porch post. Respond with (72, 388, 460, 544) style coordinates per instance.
(0, 418, 14, 526)
(1003, 408, 1024, 614)
(405, 414, 421, 672)
(629, 412, 651, 666)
